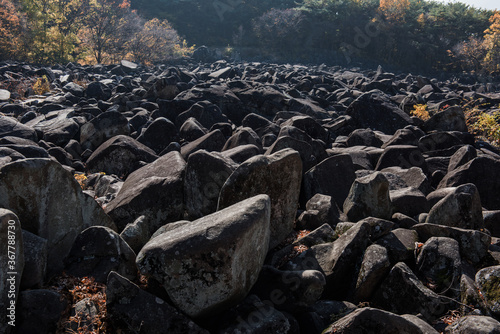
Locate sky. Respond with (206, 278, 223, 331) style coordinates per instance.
(434, 0, 498, 11)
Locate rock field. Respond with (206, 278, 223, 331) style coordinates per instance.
(1, 59, 500, 333)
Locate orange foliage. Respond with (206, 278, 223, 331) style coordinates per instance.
(0, 0, 23, 58)
(379, 0, 410, 23)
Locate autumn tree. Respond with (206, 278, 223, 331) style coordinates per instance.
(483, 11, 500, 73)
(0, 0, 24, 60)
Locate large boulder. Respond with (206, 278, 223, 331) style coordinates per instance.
(445, 315, 500, 333)
(105, 151, 186, 232)
(26, 109, 80, 146)
(218, 149, 302, 249)
(439, 156, 500, 210)
(0, 158, 115, 277)
(475, 265, 500, 317)
(0, 116, 37, 141)
(137, 195, 271, 318)
(422, 106, 467, 132)
(80, 111, 130, 151)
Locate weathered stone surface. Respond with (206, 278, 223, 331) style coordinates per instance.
(444, 315, 500, 333)
(343, 172, 393, 222)
(484, 210, 500, 238)
(137, 117, 179, 154)
(223, 144, 261, 164)
(0, 209, 24, 334)
(137, 195, 271, 318)
(105, 151, 186, 231)
(185, 150, 238, 220)
(265, 136, 317, 171)
(16, 289, 67, 334)
(80, 111, 130, 150)
(439, 156, 500, 210)
(346, 128, 383, 148)
(375, 145, 428, 173)
(373, 262, 450, 321)
(218, 149, 302, 248)
(65, 226, 137, 283)
(180, 129, 226, 160)
(222, 126, 262, 152)
(107, 271, 209, 334)
(120, 215, 151, 254)
(86, 135, 158, 178)
(20, 230, 47, 289)
(423, 106, 467, 132)
(375, 228, 418, 263)
(0, 116, 37, 141)
(381, 166, 431, 195)
(448, 145, 477, 172)
(323, 307, 439, 334)
(413, 223, 490, 265)
(475, 265, 500, 316)
(302, 154, 356, 209)
(390, 187, 429, 217)
(354, 244, 391, 303)
(426, 183, 484, 230)
(0, 158, 115, 277)
(26, 109, 79, 146)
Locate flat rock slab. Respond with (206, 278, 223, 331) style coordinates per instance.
(137, 194, 271, 318)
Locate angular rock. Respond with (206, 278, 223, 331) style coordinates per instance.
(423, 106, 467, 132)
(0, 158, 115, 277)
(137, 195, 271, 318)
(346, 128, 383, 148)
(373, 262, 451, 321)
(354, 244, 391, 303)
(375, 228, 418, 263)
(26, 109, 80, 146)
(375, 145, 428, 173)
(439, 156, 500, 210)
(106, 271, 209, 334)
(412, 223, 490, 265)
(65, 226, 137, 283)
(218, 149, 302, 248)
(222, 144, 261, 164)
(16, 289, 67, 334)
(390, 187, 429, 217)
(137, 117, 179, 154)
(445, 315, 500, 333)
(80, 111, 130, 150)
(381, 166, 431, 195)
(120, 215, 151, 254)
(426, 183, 484, 230)
(180, 129, 226, 160)
(302, 154, 356, 209)
(343, 172, 393, 222)
(20, 230, 47, 289)
(484, 210, 500, 238)
(448, 145, 477, 173)
(86, 135, 158, 178)
(179, 117, 208, 142)
(265, 136, 317, 171)
(323, 307, 439, 334)
(105, 151, 186, 232)
(185, 150, 238, 220)
(0, 116, 37, 141)
(475, 265, 500, 316)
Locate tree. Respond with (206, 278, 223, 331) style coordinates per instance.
(0, 0, 24, 60)
(483, 11, 500, 73)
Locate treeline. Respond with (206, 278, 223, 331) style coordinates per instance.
(0, 0, 193, 65)
(131, 0, 500, 73)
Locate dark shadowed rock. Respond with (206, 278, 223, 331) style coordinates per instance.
(376, 145, 428, 173)
(218, 149, 302, 248)
(0, 116, 37, 141)
(222, 126, 262, 152)
(137, 117, 179, 154)
(0, 158, 115, 277)
(26, 109, 80, 146)
(180, 129, 226, 160)
(80, 111, 130, 151)
(16, 289, 67, 334)
(106, 271, 209, 334)
(346, 128, 383, 148)
(105, 151, 186, 232)
(86, 135, 158, 178)
(354, 244, 391, 303)
(65, 226, 137, 283)
(20, 230, 47, 289)
(475, 265, 500, 316)
(390, 187, 429, 217)
(423, 106, 467, 132)
(448, 145, 477, 172)
(137, 195, 271, 318)
(445, 315, 500, 333)
(375, 228, 418, 263)
(222, 144, 261, 164)
(179, 117, 208, 142)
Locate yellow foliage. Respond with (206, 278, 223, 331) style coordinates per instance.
(379, 0, 410, 23)
(74, 173, 87, 190)
(464, 105, 500, 147)
(410, 104, 430, 121)
(32, 75, 51, 95)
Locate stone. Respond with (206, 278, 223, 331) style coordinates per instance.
(63, 82, 84, 97)
(185, 150, 238, 220)
(346, 128, 383, 148)
(343, 172, 393, 222)
(180, 129, 226, 160)
(65, 226, 137, 283)
(415, 237, 462, 296)
(20, 230, 47, 289)
(381, 166, 431, 195)
(302, 154, 356, 209)
(26, 109, 80, 146)
(218, 149, 302, 249)
(105, 151, 186, 232)
(390, 187, 429, 217)
(412, 223, 490, 265)
(426, 183, 484, 230)
(106, 271, 209, 333)
(0, 158, 115, 277)
(354, 244, 391, 303)
(305, 194, 343, 228)
(0, 115, 37, 141)
(375, 145, 428, 173)
(137, 117, 179, 154)
(439, 156, 500, 210)
(375, 228, 418, 263)
(382, 128, 419, 148)
(222, 126, 263, 152)
(323, 307, 439, 334)
(80, 111, 130, 150)
(448, 145, 477, 172)
(136, 195, 271, 318)
(0, 209, 24, 334)
(223, 144, 261, 164)
(0, 88, 10, 101)
(281, 116, 329, 143)
(373, 262, 450, 321)
(445, 315, 500, 333)
(86, 135, 158, 178)
(250, 266, 326, 313)
(265, 136, 317, 171)
(16, 289, 67, 334)
(475, 265, 500, 316)
(179, 117, 208, 142)
(120, 215, 151, 254)
(484, 210, 500, 238)
(423, 106, 467, 132)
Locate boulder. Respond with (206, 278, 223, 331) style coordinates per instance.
(423, 106, 467, 132)
(475, 265, 500, 316)
(65, 226, 137, 283)
(343, 172, 393, 222)
(20, 230, 47, 289)
(445, 315, 500, 333)
(80, 111, 130, 151)
(185, 150, 238, 220)
(218, 149, 302, 249)
(375, 145, 428, 173)
(426, 183, 484, 230)
(136, 195, 271, 318)
(375, 228, 418, 263)
(106, 271, 209, 334)
(105, 151, 186, 232)
(16, 289, 67, 334)
(180, 129, 226, 160)
(26, 109, 80, 146)
(0, 116, 37, 141)
(390, 187, 429, 217)
(0, 158, 115, 277)
(354, 244, 391, 303)
(137, 117, 179, 154)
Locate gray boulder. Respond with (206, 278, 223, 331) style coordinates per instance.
(0, 116, 37, 141)
(137, 195, 271, 318)
(475, 265, 500, 316)
(105, 151, 186, 231)
(445, 315, 500, 333)
(218, 149, 302, 249)
(16, 289, 67, 334)
(354, 244, 391, 303)
(20, 230, 47, 289)
(80, 111, 130, 151)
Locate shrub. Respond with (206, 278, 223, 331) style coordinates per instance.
(410, 104, 430, 121)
